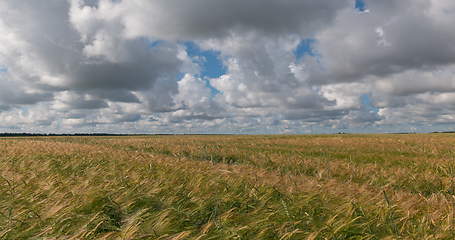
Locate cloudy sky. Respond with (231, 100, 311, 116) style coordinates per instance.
(1, 0, 455, 134)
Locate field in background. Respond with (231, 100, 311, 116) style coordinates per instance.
(1, 134, 455, 239)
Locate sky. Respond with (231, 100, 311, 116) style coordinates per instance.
(1, 0, 455, 134)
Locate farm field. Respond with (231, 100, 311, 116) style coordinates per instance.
(1, 134, 455, 239)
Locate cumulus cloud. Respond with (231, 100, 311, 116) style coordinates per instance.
(68, 0, 349, 40)
(0, 0, 184, 129)
(1, 0, 455, 133)
(310, 0, 455, 83)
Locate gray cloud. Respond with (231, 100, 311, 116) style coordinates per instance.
(309, 0, 455, 84)
(70, 0, 350, 40)
(59, 99, 108, 110)
(0, 105, 10, 112)
(88, 90, 140, 103)
(0, 0, 183, 106)
(112, 113, 142, 123)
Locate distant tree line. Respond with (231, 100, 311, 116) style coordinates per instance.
(0, 133, 131, 137)
(0, 133, 234, 137)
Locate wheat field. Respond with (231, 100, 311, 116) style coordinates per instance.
(1, 134, 455, 239)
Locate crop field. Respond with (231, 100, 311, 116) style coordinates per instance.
(1, 134, 455, 239)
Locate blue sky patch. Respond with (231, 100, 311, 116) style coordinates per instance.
(360, 94, 379, 113)
(184, 41, 226, 95)
(294, 39, 317, 60)
(184, 41, 226, 79)
(149, 40, 162, 48)
(0, 67, 7, 73)
(355, 0, 367, 12)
